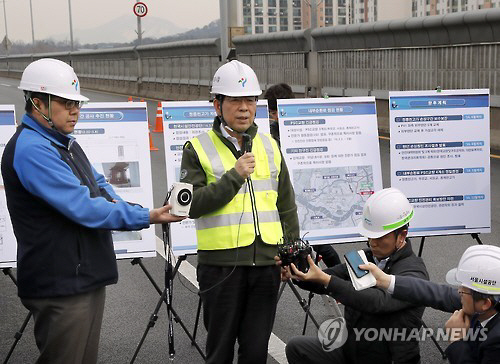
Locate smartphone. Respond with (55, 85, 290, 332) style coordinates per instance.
(344, 250, 369, 279)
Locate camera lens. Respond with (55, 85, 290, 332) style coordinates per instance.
(177, 189, 192, 206)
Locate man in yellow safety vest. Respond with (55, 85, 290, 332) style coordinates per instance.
(180, 60, 299, 364)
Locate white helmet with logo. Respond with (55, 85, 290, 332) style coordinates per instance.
(358, 187, 414, 239)
(446, 245, 500, 296)
(19, 58, 89, 102)
(210, 60, 262, 97)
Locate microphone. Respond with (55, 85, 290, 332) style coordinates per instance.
(242, 133, 252, 154)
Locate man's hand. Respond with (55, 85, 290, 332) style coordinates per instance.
(445, 309, 471, 342)
(235, 152, 255, 179)
(274, 255, 292, 281)
(149, 204, 187, 224)
(290, 255, 331, 287)
(359, 262, 391, 290)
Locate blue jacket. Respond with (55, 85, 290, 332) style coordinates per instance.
(1, 114, 150, 298)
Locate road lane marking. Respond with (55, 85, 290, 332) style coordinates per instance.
(1, 83, 12, 87)
(155, 237, 288, 364)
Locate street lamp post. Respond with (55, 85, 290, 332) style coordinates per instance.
(2, 0, 9, 55)
(68, 0, 74, 51)
(29, 0, 35, 50)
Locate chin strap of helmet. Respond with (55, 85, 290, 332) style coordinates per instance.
(26, 91, 56, 130)
(216, 94, 229, 130)
(494, 299, 500, 312)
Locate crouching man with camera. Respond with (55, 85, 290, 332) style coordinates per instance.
(278, 188, 429, 364)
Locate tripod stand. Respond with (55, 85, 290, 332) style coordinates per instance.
(2, 268, 32, 364)
(299, 253, 343, 335)
(277, 277, 322, 331)
(278, 250, 343, 335)
(129, 224, 205, 362)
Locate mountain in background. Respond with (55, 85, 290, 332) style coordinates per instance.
(49, 15, 188, 44)
(1, 18, 220, 55)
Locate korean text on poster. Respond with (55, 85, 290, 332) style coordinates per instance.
(278, 97, 383, 244)
(78, 102, 156, 259)
(0, 105, 17, 268)
(389, 89, 490, 236)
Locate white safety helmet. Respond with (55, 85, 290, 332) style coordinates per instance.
(358, 188, 414, 239)
(446, 245, 500, 296)
(19, 58, 89, 102)
(210, 60, 262, 97)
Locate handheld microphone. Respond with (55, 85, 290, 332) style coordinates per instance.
(242, 133, 252, 154)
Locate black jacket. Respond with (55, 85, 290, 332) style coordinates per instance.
(296, 241, 429, 364)
(393, 276, 500, 364)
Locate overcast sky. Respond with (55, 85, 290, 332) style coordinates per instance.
(1, 0, 220, 43)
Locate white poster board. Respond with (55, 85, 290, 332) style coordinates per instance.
(162, 100, 271, 255)
(77, 102, 156, 259)
(389, 89, 491, 236)
(278, 97, 383, 244)
(0, 105, 17, 268)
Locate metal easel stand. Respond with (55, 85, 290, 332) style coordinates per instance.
(2, 268, 32, 364)
(417, 235, 447, 359)
(277, 277, 322, 331)
(415, 232, 483, 360)
(129, 254, 206, 363)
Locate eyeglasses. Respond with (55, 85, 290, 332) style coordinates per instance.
(458, 289, 473, 296)
(225, 96, 257, 105)
(52, 97, 83, 110)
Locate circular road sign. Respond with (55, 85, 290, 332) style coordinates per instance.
(133, 2, 148, 17)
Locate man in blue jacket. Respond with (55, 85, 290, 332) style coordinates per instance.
(1, 58, 184, 364)
(361, 244, 500, 364)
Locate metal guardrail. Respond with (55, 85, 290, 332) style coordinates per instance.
(0, 9, 499, 105)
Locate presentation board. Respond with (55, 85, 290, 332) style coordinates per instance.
(77, 102, 157, 259)
(278, 97, 383, 244)
(162, 100, 271, 255)
(389, 89, 491, 236)
(0, 105, 17, 268)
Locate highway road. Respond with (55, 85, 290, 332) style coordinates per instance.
(1, 77, 499, 363)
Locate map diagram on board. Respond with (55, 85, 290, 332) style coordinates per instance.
(293, 166, 374, 231)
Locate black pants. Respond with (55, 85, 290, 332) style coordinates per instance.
(286, 335, 347, 364)
(197, 264, 281, 364)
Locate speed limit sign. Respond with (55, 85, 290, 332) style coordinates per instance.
(133, 2, 148, 17)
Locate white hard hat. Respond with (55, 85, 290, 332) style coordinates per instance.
(210, 60, 262, 97)
(446, 245, 500, 295)
(358, 188, 414, 239)
(19, 58, 89, 102)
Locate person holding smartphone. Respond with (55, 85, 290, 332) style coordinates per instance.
(279, 188, 429, 364)
(360, 245, 500, 364)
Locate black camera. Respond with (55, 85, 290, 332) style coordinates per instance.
(277, 238, 312, 273)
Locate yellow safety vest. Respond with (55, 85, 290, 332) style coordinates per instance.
(190, 131, 283, 250)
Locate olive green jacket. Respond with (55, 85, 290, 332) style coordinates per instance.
(180, 116, 299, 266)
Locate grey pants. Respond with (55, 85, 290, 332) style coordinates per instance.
(21, 286, 106, 364)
